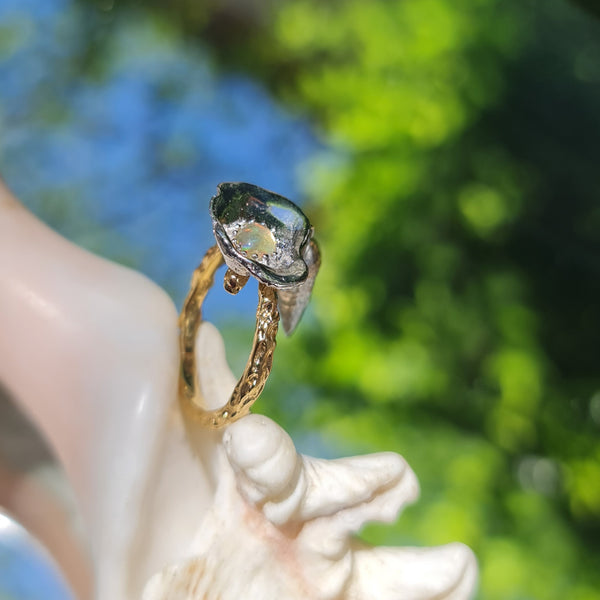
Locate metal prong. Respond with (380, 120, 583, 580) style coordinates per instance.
(224, 269, 249, 295)
(278, 239, 321, 335)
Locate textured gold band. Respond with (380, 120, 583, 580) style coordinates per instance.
(178, 245, 280, 428)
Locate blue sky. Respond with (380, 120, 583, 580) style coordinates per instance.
(0, 0, 320, 316)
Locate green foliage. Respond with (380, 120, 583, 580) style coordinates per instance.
(239, 0, 600, 597)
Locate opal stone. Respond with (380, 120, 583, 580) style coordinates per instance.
(234, 223, 276, 258)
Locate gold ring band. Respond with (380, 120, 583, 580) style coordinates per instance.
(178, 183, 319, 428)
(178, 245, 280, 428)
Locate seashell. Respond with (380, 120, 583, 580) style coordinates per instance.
(0, 180, 477, 600)
(142, 411, 477, 600)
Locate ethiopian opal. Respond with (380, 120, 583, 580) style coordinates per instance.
(234, 222, 277, 259)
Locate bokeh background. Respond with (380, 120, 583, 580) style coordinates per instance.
(1, 0, 600, 598)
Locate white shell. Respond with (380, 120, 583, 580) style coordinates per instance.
(0, 181, 477, 600)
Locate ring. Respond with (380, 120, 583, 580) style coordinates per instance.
(179, 182, 320, 428)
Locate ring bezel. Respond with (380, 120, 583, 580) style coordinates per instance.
(210, 182, 312, 290)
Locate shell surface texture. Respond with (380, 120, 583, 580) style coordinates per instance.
(0, 181, 477, 600)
